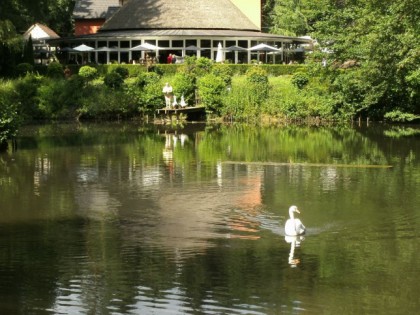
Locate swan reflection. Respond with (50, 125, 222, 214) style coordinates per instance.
(285, 235, 305, 267)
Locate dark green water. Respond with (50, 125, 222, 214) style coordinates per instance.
(0, 123, 419, 314)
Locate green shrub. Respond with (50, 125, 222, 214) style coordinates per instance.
(195, 57, 213, 76)
(79, 65, 98, 81)
(246, 66, 268, 85)
(104, 72, 124, 89)
(291, 72, 309, 89)
(14, 74, 44, 121)
(79, 86, 137, 120)
(212, 64, 233, 86)
(141, 84, 164, 113)
(136, 72, 160, 88)
(261, 64, 307, 76)
(246, 66, 269, 105)
(128, 72, 164, 113)
(197, 73, 227, 114)
(16, 63, 34, 77)
(221, 79, 261, 121)
(172, 72, 196, 106)
(113, 66, 129, 79)
(81, 63, 307, 79)
(47, 62, 64, 78)
(37, 75, 86, 119)
(37, 79, 69, 119)
(0, 81, 20, 148)
(154, 64, 181, 75)
(384, 110, 420, 122)
(95, 64, 128, 76)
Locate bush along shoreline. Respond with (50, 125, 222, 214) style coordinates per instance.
(1, 56, 419, 150)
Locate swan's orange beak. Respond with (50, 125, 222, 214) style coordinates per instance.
(295, 209, 300, 214)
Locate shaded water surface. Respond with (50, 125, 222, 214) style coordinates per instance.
(1, 123, 419, 314)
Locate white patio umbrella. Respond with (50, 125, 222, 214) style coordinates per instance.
(249, 43, 281, 64)
(73, 44, 94, 51)
(184, 45, 207, 51)
(93, 46, 119, 52)
(130, 43, 162, 51)
(248, 43, 280, 52)
(224, 45, 247, 52)
(215, 42, 223, 62)
(73, 44, 94, 64)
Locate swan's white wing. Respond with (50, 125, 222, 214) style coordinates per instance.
(285, 218, 306, 236)
(294, 218, 306, 235)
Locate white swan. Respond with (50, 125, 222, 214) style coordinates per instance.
(285, 205, 306, 236)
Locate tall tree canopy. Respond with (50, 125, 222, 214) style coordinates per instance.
(312, 0, 419, 117)
(0, 0, 75, 76)
(0, 0, 75, 35)
(267, 0, 419, 118)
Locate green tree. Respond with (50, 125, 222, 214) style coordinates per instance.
(0, 20, 24, 76)
(0, 81, 19, 150)
(311, 0, 420, 119)
(197, 73, 227, 114)
(23, 35, 34, 65)
(0, 0, 75, 35)
(267, 0, 327, 36)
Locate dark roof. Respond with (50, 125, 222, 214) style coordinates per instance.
(100, 0, 260, 32)
(73, 0, 121, 19)
(105, 6, 121, 19)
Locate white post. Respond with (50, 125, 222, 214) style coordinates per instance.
(247, 40, 251, 64)
(106, 41, 110, 64)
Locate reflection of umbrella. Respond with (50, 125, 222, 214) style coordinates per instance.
(248, 43, 280, 52)
(130, 43, 161, 51)
(184, 45, 207, 51)
(224, 45, 247, 52)
(215, 42, 223, 62)
(73, 44, 94, 51)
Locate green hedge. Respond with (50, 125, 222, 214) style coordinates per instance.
(52, 63, 307, 78)
(208, 64, 306, 76)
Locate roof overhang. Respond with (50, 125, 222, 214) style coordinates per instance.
(48, 29, 312, 45)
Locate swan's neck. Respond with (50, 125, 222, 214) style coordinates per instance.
(289, 210, 295, 220)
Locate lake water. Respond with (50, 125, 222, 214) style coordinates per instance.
(0, 122, 419, 314)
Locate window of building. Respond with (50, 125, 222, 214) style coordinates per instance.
(120, 41, 130, 48)
(238, 40, 248, 48)
(226, 40, 236, 47)
(158, 40, 170, 48)
(200, 40, 211, 48)
(131, 40, 141, 47)
(186, 39, 197, 47)
(172, 40, 183, 47)
(109, 41, 118, 48)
